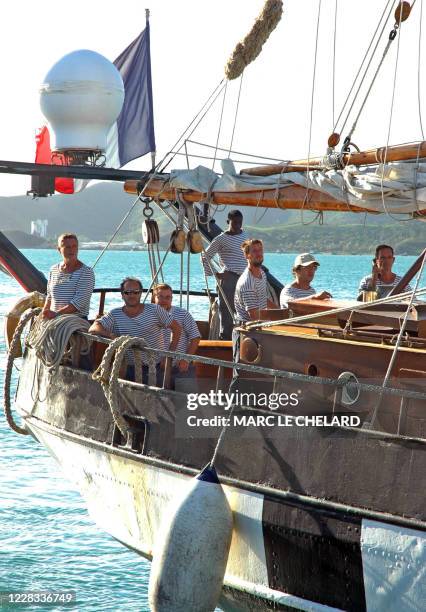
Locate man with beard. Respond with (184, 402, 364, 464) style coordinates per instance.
(231, 239, 275, 392)
(234, 239, 276, 323)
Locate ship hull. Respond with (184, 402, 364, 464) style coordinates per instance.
(15, 349, 426, 611)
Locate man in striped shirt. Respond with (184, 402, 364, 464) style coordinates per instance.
(42, 233, 95, 319)
(201, 209, 248, 340)
(358, 244, 412, 299)
(234, 239, 276, 323)
(231, 239, 276, 392)
(153, 283, 201, 389)
(89, 277, 181, 385)
(280, 253, 331, 307)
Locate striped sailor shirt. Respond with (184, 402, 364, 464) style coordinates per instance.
(234, 267, 268, 322)
(98, 304, 173, 364)
(280, 284, 316, 307)
(161, 305, 201, 359)
(358, 274, 412, 298)
(47, 263, 95, 317)
(202, 231, 248, 276)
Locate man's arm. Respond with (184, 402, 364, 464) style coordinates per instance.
(42, 297, 56, 319)
(88, 320, 116, 340)
(267, 298, 276, 309)
(177, 337, 201, 372)
(201, 236, 221, 277)
(56, 303, 79, 315)
(168, 319, 182, 351)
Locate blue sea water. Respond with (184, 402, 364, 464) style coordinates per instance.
(0, 249, 416, 611)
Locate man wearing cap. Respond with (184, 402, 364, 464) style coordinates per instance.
(280, 253, 331, 307)
(201, 209, 248, 340)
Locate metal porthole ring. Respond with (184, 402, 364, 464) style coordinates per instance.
(338, 371, 360, 406)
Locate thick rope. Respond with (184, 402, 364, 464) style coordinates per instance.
(92, 336, 156, 437)
(3, 308, 40, 435)
(26, 314, 90, 371)
(225, 0, 283, 80)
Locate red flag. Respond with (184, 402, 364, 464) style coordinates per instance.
(34, 126, 75, 194)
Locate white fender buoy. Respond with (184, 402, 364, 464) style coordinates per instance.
(148, 465, 233, 612)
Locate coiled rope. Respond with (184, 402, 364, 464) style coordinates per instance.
(92, 336, 156, 437)
(26, 314, 90, 371)
(3, 308, 41, 435)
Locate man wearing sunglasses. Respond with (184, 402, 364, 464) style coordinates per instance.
(89, 277, 181, 384)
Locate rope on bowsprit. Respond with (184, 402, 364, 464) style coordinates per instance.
(4, 308, 41, 435)
(92, 336, 152, 436)
(225, 0, 283, 80)
(148, 463, 233, 612)
(26, 314, 90, 371)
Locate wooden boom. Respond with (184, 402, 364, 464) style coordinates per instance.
(124, 177, 377, 213)
(240, 141, 426, 176)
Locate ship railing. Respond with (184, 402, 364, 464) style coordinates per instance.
(77, 330, 426, 440)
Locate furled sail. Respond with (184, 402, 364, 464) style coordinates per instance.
(126, 158, 426, 215)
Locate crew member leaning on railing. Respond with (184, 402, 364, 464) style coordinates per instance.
(153, 282, 201, 389)
(42, 233, 95, 320)
(88, 277, 181, 385)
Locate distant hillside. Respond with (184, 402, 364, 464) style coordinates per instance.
(247, 222, 426, 255)
(3, 230, 49, 248)
(0, 182, 424, 254)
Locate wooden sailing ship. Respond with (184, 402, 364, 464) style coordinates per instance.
(2, 1, 426, 610)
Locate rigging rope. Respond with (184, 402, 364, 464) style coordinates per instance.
(379, 3, 410, 221)
(92, 194, 142, 270)
(228, 72, 244, 156)
(158, 79, 225, 173)
(369, 251, 426, 428)
(332, 0, 338, 130)
(418, 0, 425, 139)
(333, 0, 395, 137)
(212, 81, 228, 171)
(159, 82, 227, 174)
(247, 284, 426, 331)
(303, 0, 322, 224)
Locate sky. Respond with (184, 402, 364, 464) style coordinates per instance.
(0, 0, 425, 196)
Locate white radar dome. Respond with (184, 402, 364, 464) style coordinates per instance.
(39, 49, 124, 153)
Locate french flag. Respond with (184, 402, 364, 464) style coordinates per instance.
(35, 16, 156, 194)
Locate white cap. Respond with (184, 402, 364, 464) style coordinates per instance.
(294, 253, 319, 267)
